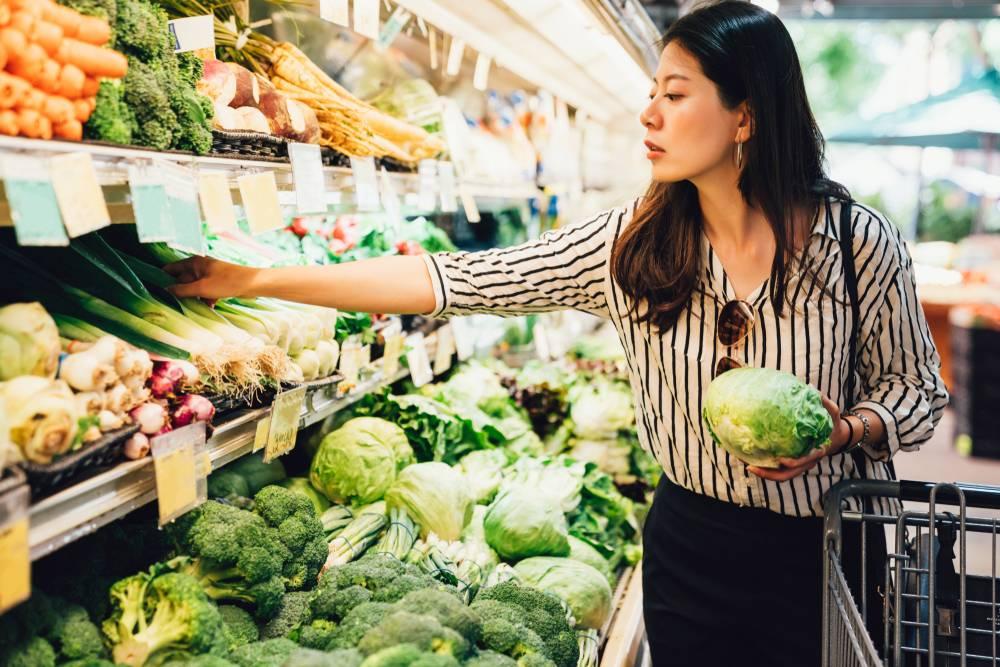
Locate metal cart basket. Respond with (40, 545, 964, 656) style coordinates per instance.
(823, 479, 1000, 667)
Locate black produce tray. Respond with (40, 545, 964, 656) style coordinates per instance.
(211, 129, 289, 161)
(320, 146, 351, 168)
(20, 424, 140, 496)
(0, 465, 27, 499)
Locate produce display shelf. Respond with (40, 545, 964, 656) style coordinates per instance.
(600, 562, 647, 667)
(0, 135, 540, 224)
(27, 327, 444, 562)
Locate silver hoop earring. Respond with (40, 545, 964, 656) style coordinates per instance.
(736, 142, 744, 169)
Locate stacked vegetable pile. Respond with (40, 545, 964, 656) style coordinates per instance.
(197, 57, 320, 143)
(0, 0, 125, 140)
(61, 0, 215, 153)
(0, 299, 220, 470)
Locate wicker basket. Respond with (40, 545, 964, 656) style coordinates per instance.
(20, 424, 141, 496)
(211, 129, 289, 161)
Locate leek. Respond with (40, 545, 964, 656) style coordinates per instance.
(52, 314, 107, 343)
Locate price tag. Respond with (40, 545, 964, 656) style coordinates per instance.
(253, 415, 271, 453)
(417, 159, 437, 212)
(263, 386, 306, 463)
(428, 27, 438, 70)
(198, 172, 238, 232)
(359, 344, 372, 369)
(349, 156, 380, 212)
(438, 161, 458, 213)
(3, 155, 68, 246)
(0, 485, 30, 614)
(339, 339, 363, 384)
(533, 322, 551, 361)
(161, 162, 203, 255)
(168, 15, 214, 53)
(406, 332, 433, 387)
(319, 0, 349, 25)
(446, 37, 465, 77)
(473, 52, 492, 91)
(289, 143, 327, 215)
(152, 422, 207, 526)
(382, 332, 406, 377)
(377, 6, 411, 48)
(353, 0, 380, 40)
(380, 166, 403, 234)
(50, 152, 109, 238)
(128, 163, 173, 243)
(451, 317, 474, 361)
(460, 184, 481, 223)
(433, 324, 455, 375)
(239, 171, 284, 234)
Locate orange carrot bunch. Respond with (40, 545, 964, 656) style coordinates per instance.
(0, 0, 125, 140)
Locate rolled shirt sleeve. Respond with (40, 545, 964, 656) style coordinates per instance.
(422, 206, 627, 320)
(851, 209, 950, 461)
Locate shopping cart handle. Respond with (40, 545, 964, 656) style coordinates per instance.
(898, 479, 1000, 509)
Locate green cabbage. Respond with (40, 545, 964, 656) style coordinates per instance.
(567, 536, 611, 582)
(702, 367, 833, 468)
(385, 462, 472, 540)
(459, 450, 508, 503)
(568, 377, 635, 439)
(309, 417, 413, 505)
(483, 490, 570, 561)
(279, 477, 331, 515)
(513, 557, 613, 629)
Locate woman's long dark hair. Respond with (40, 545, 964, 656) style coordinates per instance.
(610, 0, 849, 331)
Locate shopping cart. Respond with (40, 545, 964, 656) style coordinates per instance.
(822, 479, 1000, 667)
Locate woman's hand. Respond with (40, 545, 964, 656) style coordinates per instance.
(164, 256, 260, 301)
(747, 395, 852, 481)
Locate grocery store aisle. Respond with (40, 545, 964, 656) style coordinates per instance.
(892, 409, 1000, 576)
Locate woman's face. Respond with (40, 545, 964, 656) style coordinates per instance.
(640, 42, 749, 184)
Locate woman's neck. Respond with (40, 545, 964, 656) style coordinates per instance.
(695, 179, 767, 249)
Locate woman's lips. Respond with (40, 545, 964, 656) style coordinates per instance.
(645, 140, 665, 159)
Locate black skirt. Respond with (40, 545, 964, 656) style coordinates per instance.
(641, 476, 884, 667)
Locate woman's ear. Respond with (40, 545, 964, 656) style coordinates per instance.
(736, 101, 754, 143)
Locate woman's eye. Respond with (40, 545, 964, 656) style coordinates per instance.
(664, 94, 682, 101)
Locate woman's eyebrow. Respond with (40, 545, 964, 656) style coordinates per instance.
(653, 73, 691, 85)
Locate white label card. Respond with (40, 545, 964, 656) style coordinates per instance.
(417, 159, 437, 212)
(473, 52, 491, 91)
(533, 323, 551, 361)
(354, 0, 380, 40)
(238, 171, 284, 234)
(380, 167, 403, 234)
(405, 332, 433, 388)
(168, 15, 214, 53)
(460, 184, 480, 223)
(349, 156, 380, 211)
(450, 317, 474, 361)
(289, 143, 327, 215)
(319, 0, 349, 26)
(446, 38, 465, 77)
(438, 161, 457, 213)
(50, 152, 110, 237)
(433, 324, 455, 375)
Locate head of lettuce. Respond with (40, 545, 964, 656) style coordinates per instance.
(702, 367, 833, 468)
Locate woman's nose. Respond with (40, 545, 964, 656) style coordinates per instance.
(640, 103, 659, 130)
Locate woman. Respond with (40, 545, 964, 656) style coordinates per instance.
(167, 2, 948, 664)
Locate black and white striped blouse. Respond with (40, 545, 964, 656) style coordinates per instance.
(422, 196, 949, 517)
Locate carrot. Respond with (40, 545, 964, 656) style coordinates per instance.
(20, 86, 44, 111)
(7, 43, 46, 86)
(38, 114, 52, 139)
(0, 41, 6, 71)
(73, 97, 90, 122)
(42, 94, 73, 124)
(9, 0, 43, 18)
(16, 108, 44, 137)
(30, 18, 63, 55)
(0, 5, 11, 28)
(53, 118, 81, 140)
(74, 15, 110, 46)
(81, 76, 98, 97)
(0, 109, 18, 135)
(57, 62, 84, 98)
(0, 72, 28, 109)
(55, 38, 126, 79)
(9, 9, 35, 37)
(38, 58, 60, 94)
(0, 26, 26, 55)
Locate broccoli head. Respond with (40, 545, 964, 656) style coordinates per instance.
(282, 647, 362, 667)
(316, 553, 447, 611)
(516, 656, 557, 667)
(464, 651, 518, 667)
(310, 584, 372, 622)
(325, 602, 394, 650)
(357, 611, 468, 659)
(86, 79, 134, 145)
(48, 604, 107, 661)
(219, 605, 259, 649)
(0, 590, 58, 649)
(103, 570, 227, 667)
(123, 58, 175, 151)
(60, 659, 118, 667)
(113, 0, 170, 60)
(295, 619, 338, 650)
(2, 636, 57, 667)
(162, 655, 238, 667)
(253, 486, 328, 591)
(228, 638, 299, 667)
(358, 643, 461, 667)
(259, 591, 313, 640)
(394, 589, 482, 645)
(479, 618, 547, 662)
(474, 583, 578, 667)
(165, 500, 288, 620)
